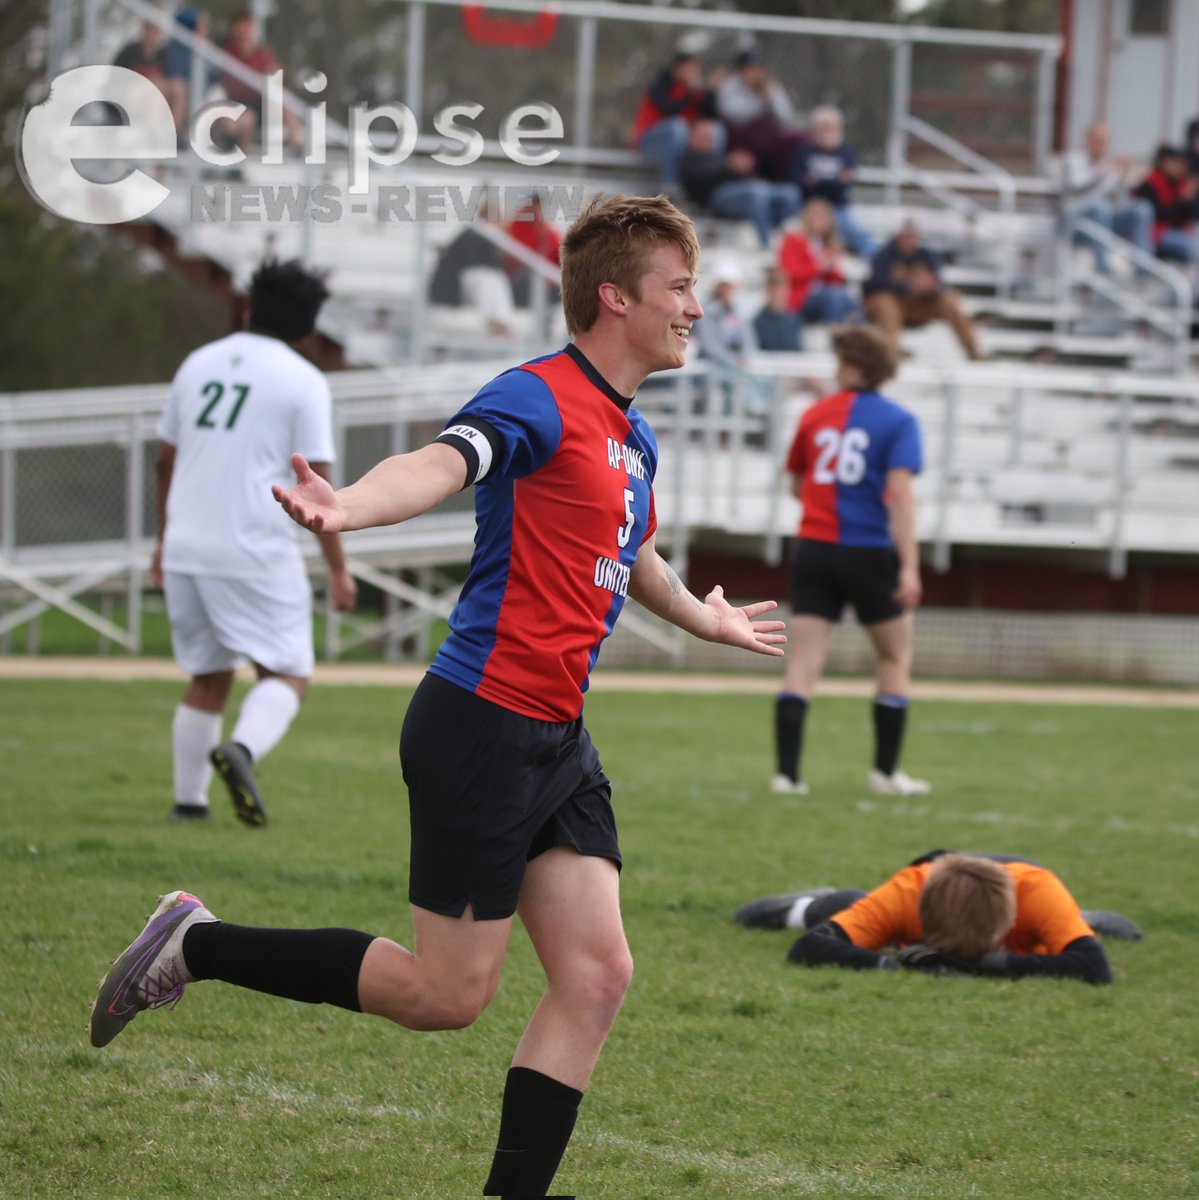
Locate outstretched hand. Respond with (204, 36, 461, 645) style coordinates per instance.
(703, 585, 787, 657)
(273, 454, 347, 533)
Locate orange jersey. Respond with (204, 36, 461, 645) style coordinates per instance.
(833, 861, 1096, 956)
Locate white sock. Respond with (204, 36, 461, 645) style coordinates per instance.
(785, 896, 816, 930)
(173, 704, 222, 807)
(231, 677, 302, 763)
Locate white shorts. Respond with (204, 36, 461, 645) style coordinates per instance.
(164, 566, 315, 677)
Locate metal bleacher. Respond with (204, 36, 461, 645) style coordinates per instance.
(14, 0, 1199, 665)
(6, 348, 1199, 658)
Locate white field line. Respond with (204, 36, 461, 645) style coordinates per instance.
(853, 799, 1199, 841)
(160, 1061, 455, 1123)
(586, 1131, 960, 1197)
(158, 1063, 955, 1197)
(2, 655, 1198, 709)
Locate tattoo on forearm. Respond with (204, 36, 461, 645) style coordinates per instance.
(663, 561, 704, 611)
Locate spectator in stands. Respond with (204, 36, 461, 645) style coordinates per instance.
(863, 220, 985, 361)
(429, 206, 519, 337)
(1133, 144, 1199, 266)
(791, 105, 877, 259)
(161, 8, 218, 140)
(114, 18, 169, 84)
(1057, 120, 1153, 274)
(753, 269, 803, 353)
(732, 850, 1126, 986)
(504, 193, 562, 310)
(217, 9, 300, 152)
(110, 19, 174, 130)
(715, 47, 805, 183)
(777, 198, 859, 325)
(505, 193, 562, 267)
(628, 51, 722, 192)
(772, 326, 928, 798)
(695, 260, 758, 366)
(679, 119, 800, 247)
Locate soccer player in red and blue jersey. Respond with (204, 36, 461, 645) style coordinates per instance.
(91, 195, 786, 1199)
(773, 325, 930, 797)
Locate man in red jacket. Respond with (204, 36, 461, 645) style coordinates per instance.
(629, 51, 721, 192)
(1134, 144, 1199, 265)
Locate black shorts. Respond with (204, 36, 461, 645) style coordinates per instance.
(399, 673, 621, 921)
(789, 538, 903, 626)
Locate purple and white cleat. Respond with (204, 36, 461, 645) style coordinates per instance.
(90, 890, 218, 1048)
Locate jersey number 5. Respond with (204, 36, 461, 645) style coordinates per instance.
(197, 381, 251, 430)
(616, 487, 635, 548)
(813, 426, 869, 485)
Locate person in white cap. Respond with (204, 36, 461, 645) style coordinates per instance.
(695, 259, 759, 366)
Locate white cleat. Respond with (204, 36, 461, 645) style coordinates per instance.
(868, 769, 932, 796)
(89, 890, 218, 1048)
(770, 773, 809, 796)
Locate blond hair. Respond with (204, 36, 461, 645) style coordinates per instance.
(560, 194, 700, 335)
(919, 855, 1018, 960)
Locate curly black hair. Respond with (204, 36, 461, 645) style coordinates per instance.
(247, 259, 330, 343)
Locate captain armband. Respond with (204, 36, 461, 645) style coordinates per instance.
(435, 421, 502, 487)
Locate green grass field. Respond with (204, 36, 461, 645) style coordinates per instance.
(2, 675, 1197, 1198)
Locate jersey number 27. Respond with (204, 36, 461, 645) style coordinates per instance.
(196, 381, 251, 430)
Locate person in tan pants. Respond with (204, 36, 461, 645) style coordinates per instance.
(862, 220, 985, 360)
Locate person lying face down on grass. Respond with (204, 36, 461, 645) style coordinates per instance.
(734, 850, 1144, 985)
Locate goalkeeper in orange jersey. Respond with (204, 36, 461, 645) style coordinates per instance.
(734, 850, 1144, 985)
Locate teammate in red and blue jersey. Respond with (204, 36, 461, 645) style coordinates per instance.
(90, 195, 787, 1200)
(773, 325, 930, 797)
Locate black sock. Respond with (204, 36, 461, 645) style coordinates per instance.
(873, 694, 908, 775)
(482, 1067, 583, 1198)
(182, 922, 375, 1012)
(775, 693, 808, 781)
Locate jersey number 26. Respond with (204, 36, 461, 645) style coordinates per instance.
(812, 426, 869, 485)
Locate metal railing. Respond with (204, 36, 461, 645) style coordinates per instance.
(4, 352, 1199, 655)
(890, 115, 1019, 294)
(1054, 215, 1194, 376)
(48, 0, 1061, 177)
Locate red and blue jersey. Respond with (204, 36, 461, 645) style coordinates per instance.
(786, 389, 922, 547)
(430, 345, 658, 723)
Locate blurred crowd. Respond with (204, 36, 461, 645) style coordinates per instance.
(117, 14, 1199, 363)
(629, 46, 1199, 365)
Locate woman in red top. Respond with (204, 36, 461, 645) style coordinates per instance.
(777, 198, 859, 324)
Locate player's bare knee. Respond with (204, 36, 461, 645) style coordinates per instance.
(568, 946, 634, 1032)
(418, 982, 495, 1030)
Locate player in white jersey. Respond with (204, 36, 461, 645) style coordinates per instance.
(152, 260, 357, 826)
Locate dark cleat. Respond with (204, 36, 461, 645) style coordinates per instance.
(1081, 910, 1145, 941)
(167, 804, 211, 823)
(733, 888, 836, 931)
(210, 741, 268, 827)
